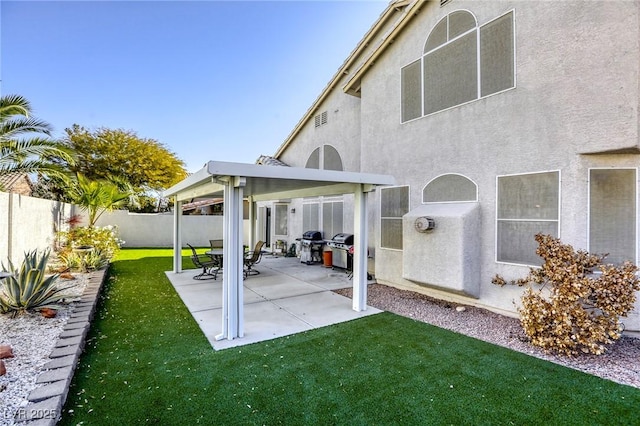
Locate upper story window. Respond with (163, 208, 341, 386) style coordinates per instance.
(402, 9, 515, 122)
(305, 145, 343, 171)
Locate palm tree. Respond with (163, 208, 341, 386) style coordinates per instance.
(69, 174, 131, 227)
(0, 94, 74, 188)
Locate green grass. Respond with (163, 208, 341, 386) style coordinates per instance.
(60, 248, 640, 425)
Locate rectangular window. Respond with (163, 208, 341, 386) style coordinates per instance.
(401, 59, 422, 122)
(303, 202, 320, 233)
(423, 31, 477, 115)
(497, 171, 560, 265)
(589, 169, 637, 264)
(381, 186, 409, 250)
(480, 11, 515, 97)
(274, 204, 288, 236)
(322, 201, 343, 240)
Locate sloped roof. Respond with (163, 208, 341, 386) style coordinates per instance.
(273, 0, 422, 159)
(0, 172, 32, 193)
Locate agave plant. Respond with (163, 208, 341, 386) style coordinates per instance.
(0, 249, 74, 316)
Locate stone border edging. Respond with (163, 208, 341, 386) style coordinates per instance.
(14, 268, 108, 425)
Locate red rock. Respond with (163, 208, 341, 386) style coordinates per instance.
(0, 360, 6, 375)
(40, 308, 58, 318)
(0, 345, 13, 359)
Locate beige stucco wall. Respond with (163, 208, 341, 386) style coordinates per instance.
(94, 210, 227, 248)
(0, 192, 80, 265)
(273, 1, 640, 332)
(358, 1, 639, 329)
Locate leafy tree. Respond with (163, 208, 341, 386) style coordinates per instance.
(61, 124, 187, 196)
(0, 94, 74, 187)
(69, 174, 131, 227)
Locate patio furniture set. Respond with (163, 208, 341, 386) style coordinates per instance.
(187, 240, 265, 281)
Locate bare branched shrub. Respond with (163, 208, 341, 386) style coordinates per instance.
(492, 234, 640, 356)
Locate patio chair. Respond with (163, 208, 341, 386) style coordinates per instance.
(187, 244, 220, 280)
(209, 239, 223, 249)
(243, 240, 265, 278)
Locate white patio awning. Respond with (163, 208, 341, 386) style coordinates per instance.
(163, 160, 395, 341)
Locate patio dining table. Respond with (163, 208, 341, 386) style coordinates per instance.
(205, 249, 224, 276)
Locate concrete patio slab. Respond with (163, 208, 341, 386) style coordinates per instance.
(166, 255, 381, 350)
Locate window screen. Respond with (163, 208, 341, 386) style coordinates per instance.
(424, 174, 477, 202)
(381, 186, 409, 250)
(274, 204, 288, 236)
(480, 11, 515, 97)
(323, 145, 343, 171)
(497, 171, 560, 265)
(401, 60, 422, 122)
(403, 9, 514, 121)
(323, 201, 343, 239)
(303, 203, 319, 233)
(423, 31, 478, 115)
(305, 148, 320, 169)
(589, 169, 637, 264)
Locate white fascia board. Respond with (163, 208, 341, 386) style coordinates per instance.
(206, 161, 395, 187)
(163, 165, 213, 198)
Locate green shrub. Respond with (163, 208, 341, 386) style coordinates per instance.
(58, 249, 109, 273)
(0, 249, 75, 316)
(58, 225, 124, 262)
(493, 234, 640, 356)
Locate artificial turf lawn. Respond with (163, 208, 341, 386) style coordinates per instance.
(60, 249, 640, 425)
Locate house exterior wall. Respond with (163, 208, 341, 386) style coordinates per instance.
(358, 1, 640, 327)
(273, 0, 640, 332)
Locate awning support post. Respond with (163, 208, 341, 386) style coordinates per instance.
(217, 176, 245, 340)
(172, 199, 183, 273)
(352, 184, 368, 312)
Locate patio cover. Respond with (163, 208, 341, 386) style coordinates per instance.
(163, 160, 395, 341)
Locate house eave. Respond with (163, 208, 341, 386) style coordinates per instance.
(273, 0, 419, 159)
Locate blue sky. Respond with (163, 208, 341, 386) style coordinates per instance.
(1, 0, 388, 173)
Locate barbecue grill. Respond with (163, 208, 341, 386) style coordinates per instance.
(326, 233, 354, 269)
(299, 230, 325, 264)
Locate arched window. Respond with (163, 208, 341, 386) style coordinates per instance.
(304, 145, 345, 237)
(401, 9, 514, 122)
(423, 174, 478, 203)
(305, 145, 343, 171)
(305, 148, 320, 169)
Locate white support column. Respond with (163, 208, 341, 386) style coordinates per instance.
(352, 185, 368, 311)
(217, 176, 245, 341)
(248, 196, 256, 250)
(173, 199, 183, 273)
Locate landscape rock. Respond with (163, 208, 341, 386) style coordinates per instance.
(0, 344, 14, 359)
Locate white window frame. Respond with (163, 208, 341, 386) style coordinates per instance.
(380, 185, 410, 251)
(422, 173, 478, 204)
(495, 170, 561, 266)
(401, 9, 516, 123)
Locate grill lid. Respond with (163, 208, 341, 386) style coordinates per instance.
(331, 233, 354, 245)
(302, 230, 323, 240)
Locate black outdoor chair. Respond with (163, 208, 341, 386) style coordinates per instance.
(243, 240, 265, 278)
(187, 244, 220, 280)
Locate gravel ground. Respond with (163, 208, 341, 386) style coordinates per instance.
(0, 274, 88, 426)
(336, 284, 640, 389)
